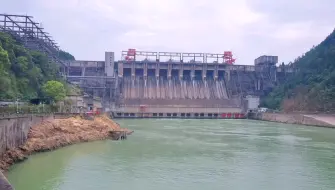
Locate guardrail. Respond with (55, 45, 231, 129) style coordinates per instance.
(0, 104, 85, 115)
(0, 112, 89, 120)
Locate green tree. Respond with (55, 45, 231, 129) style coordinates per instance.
(0, 45, 10, 75)
(0, 32, 72, 100)
(59, 50, 75, 60)
(262, 29, 335, 112)
(42, 80, 66, 102)
(14, 56, 29, 74)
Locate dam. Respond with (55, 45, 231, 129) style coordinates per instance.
(66, 49, 294, 119)
(3, 13, 335, 190)
(0, 13, 295, 118)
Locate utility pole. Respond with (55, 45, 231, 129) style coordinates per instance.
(16, 98, 19, 113)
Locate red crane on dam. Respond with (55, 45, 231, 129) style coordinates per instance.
(223, 51, 236, 65)
(122, 49, 236, 64)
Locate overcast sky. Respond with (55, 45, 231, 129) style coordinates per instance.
(1, 0, 334, 65)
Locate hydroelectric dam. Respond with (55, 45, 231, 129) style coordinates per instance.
(0, 13, 295, 119)
(66, 49, 294, 119)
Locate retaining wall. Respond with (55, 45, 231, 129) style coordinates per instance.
(0, 115, 54, 156)
(0, 114, 56, 190)
(0, 170, 12, 190)
(249, 112, 335, 128)
(0, 113, 83, 189)
(0, 113, 90, 157)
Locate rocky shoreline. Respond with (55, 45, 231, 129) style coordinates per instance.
(0, 114, 131, 172)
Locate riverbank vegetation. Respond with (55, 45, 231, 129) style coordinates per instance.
(0, 32, 74, 101)
(262, 29, 335, 112)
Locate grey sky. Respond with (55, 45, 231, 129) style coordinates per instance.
(1, 0, 334, 65)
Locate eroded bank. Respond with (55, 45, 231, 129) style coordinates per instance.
(0, 114, 131, 190)
(0, 114, 131, 171)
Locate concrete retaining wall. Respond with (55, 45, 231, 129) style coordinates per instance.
(0, 171, 13, 190)
(0, 114, 58, 190)
(0, 113, 83, 156)
(249, 112, 335, 128)
(0, 115, 54, 156)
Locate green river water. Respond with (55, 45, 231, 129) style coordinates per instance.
(7, 119, 335, 190)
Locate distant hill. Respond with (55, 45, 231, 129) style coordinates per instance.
(0, 32, 75, 100)
(262, 29, 335, 112)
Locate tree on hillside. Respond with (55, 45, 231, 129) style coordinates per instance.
(262, 29, 335, 112)
(0, 32, 73, 100)
(42, 80, 66, 102)
(59, 50, 75, 61)
(0, 45, 10, 75)
(0, 45, 12, 98)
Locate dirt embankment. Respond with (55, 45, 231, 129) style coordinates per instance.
(0, 115, 131, 172)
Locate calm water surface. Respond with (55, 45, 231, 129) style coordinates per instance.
(8, 119, 335, 190)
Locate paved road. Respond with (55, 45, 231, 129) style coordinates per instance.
(304, 114, 335, 126)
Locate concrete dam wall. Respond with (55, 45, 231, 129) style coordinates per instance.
(122, 77, 228, 100)
(115, 75, 244, 118)
(113, 59, 278, 118)
(65, 51, 295, 118)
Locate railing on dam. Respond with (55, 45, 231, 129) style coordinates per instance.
(0, 113, 83, 120)
(114, 107, 243, 114)
(121, 99, 242, 108)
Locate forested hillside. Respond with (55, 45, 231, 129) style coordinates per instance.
(0, 32, 74, 100)
(262, 29, 335, 112)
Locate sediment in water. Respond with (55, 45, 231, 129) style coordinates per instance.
(0, 114, 131, 172)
